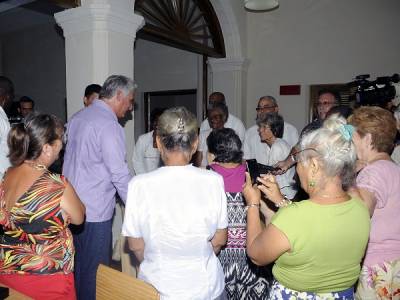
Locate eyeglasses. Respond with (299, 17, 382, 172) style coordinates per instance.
(256, 105, 276, 111)
(291, 148, 319, 163)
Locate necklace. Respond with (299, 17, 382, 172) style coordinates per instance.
(24, 161, 48, 171)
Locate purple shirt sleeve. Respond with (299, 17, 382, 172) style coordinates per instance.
(100, 121, 131, 203)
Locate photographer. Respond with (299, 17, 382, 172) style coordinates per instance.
(243, 114, 370, 300)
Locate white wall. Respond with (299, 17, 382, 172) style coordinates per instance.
(1, 22, 66, 121)
(245, 0, 400, 131)
(134, 39, 200, 139)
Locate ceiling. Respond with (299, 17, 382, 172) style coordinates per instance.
(0, 0, 69, 35)
(0, 0, 225, 58)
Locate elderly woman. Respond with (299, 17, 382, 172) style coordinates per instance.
(257, 112, 296, 199)
(243, 114, 370, 299)
(349, 106, 400, 299)
(122, 107, 228, 300)
(0, 113, 85, 299)
(197, 102, 229, 167)
(206, 128, 271, 299)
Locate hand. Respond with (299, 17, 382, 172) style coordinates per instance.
(243, 172, 261, 205)
(256, 174, 284, 205)
(273, 157, 293, 175)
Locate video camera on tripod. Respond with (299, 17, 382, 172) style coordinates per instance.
(348, 73, 400, 107)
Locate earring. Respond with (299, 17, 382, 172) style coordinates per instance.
(309, 169, 316, 188)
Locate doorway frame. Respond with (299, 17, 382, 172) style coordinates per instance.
(144, 88, 197, 132)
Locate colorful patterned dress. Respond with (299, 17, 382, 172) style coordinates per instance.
(0, 171, 74, 275)
(210, 163, 271, 299)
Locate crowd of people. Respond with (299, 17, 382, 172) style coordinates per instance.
(0, 74, 399, 300)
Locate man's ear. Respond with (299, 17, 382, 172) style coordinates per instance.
(115, 89, 124, 102)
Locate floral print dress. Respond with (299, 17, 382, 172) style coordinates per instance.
(0, 171, 74, 274)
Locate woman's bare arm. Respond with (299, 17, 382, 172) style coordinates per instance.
(243, 173, 290, 265)
(356, 187, 377, 217)
(60, 181, 85, 225)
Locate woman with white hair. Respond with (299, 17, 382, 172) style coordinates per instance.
(243, 115, 370, 299)
(122, 107, 228, 300)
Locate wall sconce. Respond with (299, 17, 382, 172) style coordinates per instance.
(244, 0, 279, 11)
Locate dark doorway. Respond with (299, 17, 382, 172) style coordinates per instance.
(144, 89, 197, 132)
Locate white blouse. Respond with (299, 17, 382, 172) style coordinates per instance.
(122, 165, 228, 300)
(132, 130, 161, 175)
(198, 128, 212, 168)
(267, 138, 297, 199)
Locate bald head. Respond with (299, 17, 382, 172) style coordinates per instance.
(208, 92, 226, 107)
(256, 95, 279, 117)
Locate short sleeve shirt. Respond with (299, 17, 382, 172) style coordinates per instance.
(122, 165, 227, 300)
(271, 199, 370, 293)
(356, 160, 400, 266)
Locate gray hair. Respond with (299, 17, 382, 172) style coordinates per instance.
(256, 112, 284, 138)
(99, 75, 136, 99)
(259, 95, 277, 106)
(298, 114, 357, 190)
(157, 106, 198, 153)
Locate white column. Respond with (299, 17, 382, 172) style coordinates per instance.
(208, 57, 249, 126)
(55, 0, 144, 169)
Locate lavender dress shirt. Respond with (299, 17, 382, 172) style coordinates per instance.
(63, 100, 132, 222)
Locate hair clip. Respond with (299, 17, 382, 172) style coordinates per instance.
(23, 123, 28, 130)
(339, 124, 354, 141)
(177, 117, 185, 133)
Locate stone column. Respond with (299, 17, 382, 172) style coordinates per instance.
(55, 0, 144, 168)
(208, 57, 249, 126)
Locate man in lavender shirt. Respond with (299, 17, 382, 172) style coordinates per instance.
(63, 75, 134, 300)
